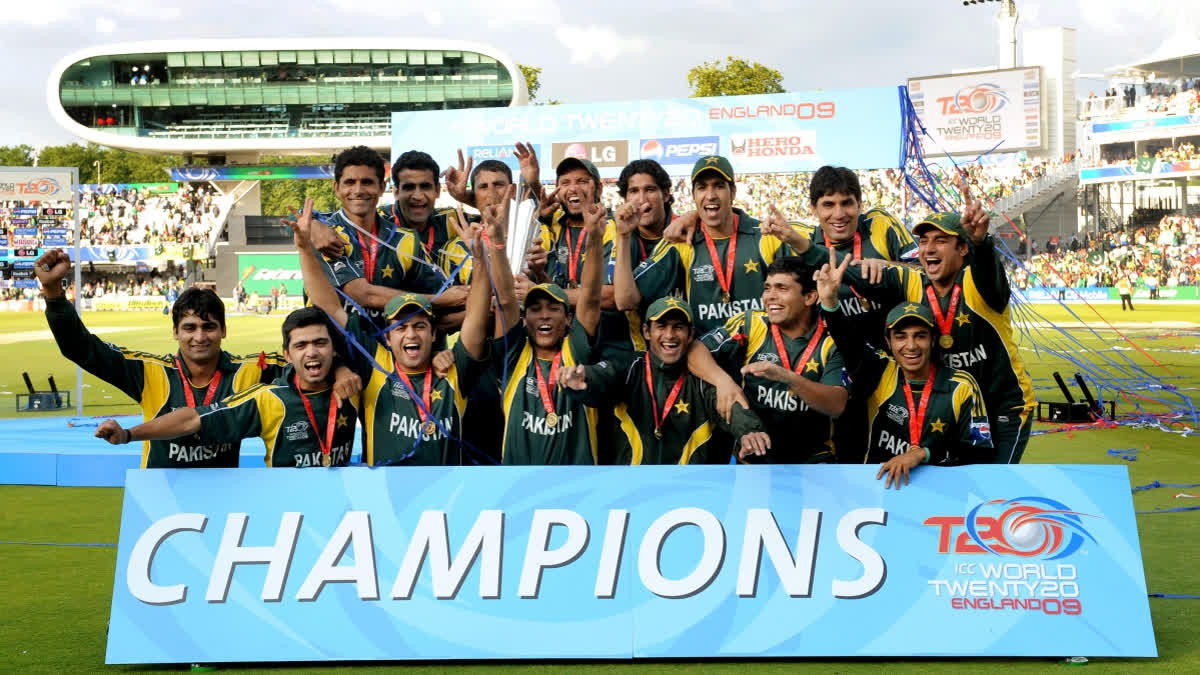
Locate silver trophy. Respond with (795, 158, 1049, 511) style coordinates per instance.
(506, 174, 542, 274)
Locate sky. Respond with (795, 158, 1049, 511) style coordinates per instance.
(1, 0, 1198, 149)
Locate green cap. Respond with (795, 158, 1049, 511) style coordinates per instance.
(524, 282, 569, 309)
(912, 212, 967, 239)
(384, 293, 433, 322)
(645, 296, 693, 324)
(556, 156, 601, 186)
(885, 301, 938, 332)
(691, 155, 735, 183)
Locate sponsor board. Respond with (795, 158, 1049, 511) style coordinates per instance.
(729, 131, 817, 159)
(466, 144, 540, 174)
(907, 67, 1042, 156)
(551, 140, 629, 168)
(237, 252, 303, 295)
(106, 465, 1154, 664)
(638, 136, 720, 165)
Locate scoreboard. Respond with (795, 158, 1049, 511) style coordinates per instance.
(0, 204, 73, 288)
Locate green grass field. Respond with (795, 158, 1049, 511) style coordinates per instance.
(1, 305, 1198, 672)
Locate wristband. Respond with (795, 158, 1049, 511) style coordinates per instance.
(819, 300, 840, 313)
(923, 447, 931, 464)
(123, 428, 133, 445)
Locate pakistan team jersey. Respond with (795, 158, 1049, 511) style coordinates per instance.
(440, 237, 474, 286)
(494, 320, 597, 465)
(344, 314, 486, 465)
(701, 310, 846, 462)
(821, 305, 992, 464)
(44, 296, 286, 468)
(632, 208, 795, 335)
(539, 211, 644, 359)
(389, 205, 464, 275)
(195, 365, 359, 468)
(800, 208, 918, 350)
(834, 235, 1036, 418)
(318, 208, 446, 328)
(565, 350, 764, 465)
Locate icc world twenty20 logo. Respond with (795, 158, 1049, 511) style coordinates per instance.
(937, 83, 1009, 116)
(924, 497, 1098, 560)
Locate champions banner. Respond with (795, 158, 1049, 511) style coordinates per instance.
(106, 465, 1155, 664)
(390, 88, 904, 179)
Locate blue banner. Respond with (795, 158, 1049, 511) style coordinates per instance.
(392, 89, 903, 179)
(1091, 114, 1200, 134)
(106, 465, 1154, 664)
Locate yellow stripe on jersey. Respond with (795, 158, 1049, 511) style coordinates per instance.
(865, 359, 900, 464)
(560, 333, 597, 461)
(742, 313, 770, 367)
(864, 208, 912, 261)
(962, 269, 1037, 412)
(138, 364, 171, 468)
(615, 404, 644, 465)
(678, 422, 714, 465)
(362, 342, 395, 466)
(232, 362, 264, 393)
(625, 310, 647, 351)
(500, 342, 535, 463)
(950, 371, 988, 418)
(257, 389, 288, 467)
(396, 229, 418, 276)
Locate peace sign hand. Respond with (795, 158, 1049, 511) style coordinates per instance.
(814, 245, 851, 308)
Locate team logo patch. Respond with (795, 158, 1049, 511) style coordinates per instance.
(887, 403, 908, 425)
(390, 382, 412, 400)
(755, 352, 780, 364)
(525, 377, 538, 395)
(692, 264, 715, 282)
(285, 420, 310, 441)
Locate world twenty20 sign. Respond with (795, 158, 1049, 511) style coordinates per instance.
(105, 465, 1155, 664)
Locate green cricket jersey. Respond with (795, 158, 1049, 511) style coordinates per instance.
(565, 350, 764, 464)
(44, 296, 286, 468)
(831, 235, 1037, 417)
(319, 208, 446, 328)
(495, 319, 597, 465)
(344, 314, 487, 465)
(821, 305, 992, 464)
(539, 211, 644, 359)
(196, 365, 359, 468)
(800, 207, 918, 350)
(441, 236, 474, 285)
(701, 310, 846, 462)
(632, 208, 795, 335)
(389, 205, 464, 274)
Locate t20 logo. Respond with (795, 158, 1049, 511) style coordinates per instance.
(924, 497, 1097, 560)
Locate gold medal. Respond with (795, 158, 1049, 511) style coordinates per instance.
(321, 453, 332, 467)
(654, 427, 662, 439)
(860, 297, 871, 310)
(722, 292, 731, 304)
(423, 420, 437, 436)
(545, 412, 559, 428)
(939, 334, 954, 349)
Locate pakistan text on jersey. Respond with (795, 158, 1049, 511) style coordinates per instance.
(292, 443, 353, 468)
(877, 429, 915, 456)
(756, 384, 807, 413)
(388, 414, 453, 440)
(522, 411, 574, 436)
(942, 345, 988, 369)
(695, 298, 762, 323)
(168, 442, 233, 463)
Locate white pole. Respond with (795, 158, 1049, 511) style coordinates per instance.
(72, 167, 83, 416)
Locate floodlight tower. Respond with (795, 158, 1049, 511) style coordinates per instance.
(962, 0, 1019, 68)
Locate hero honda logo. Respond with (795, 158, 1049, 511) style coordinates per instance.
(937, 83, 1009, 115)
(639, 136, 719, 165)
(925, 497, 1097, 559)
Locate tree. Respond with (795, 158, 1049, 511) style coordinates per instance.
(687, 57, 785, 98)
(257, 155, 340, 216)
(0, 145, 34, 166)
(519, 64, 542, 101)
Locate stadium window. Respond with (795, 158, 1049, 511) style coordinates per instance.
(407, 51, 425, 65)
(463, 52, 479, 64)
(316, 50, 333, 64)
(241, 51, 260, 67)
(167, 53, 185, 68)
(279, 51, 297, 63)
(352, 50, 370, 64)
(298, 51, 315, 65)
(184, 53, 203, 67)
(261, 51, 278, 66)
(389, 50, 407, 64)
(371, 50, 387, 64)
(334, 50, 351, 64)
(203, 52, 221, 67)
(426, 51, 443, 65)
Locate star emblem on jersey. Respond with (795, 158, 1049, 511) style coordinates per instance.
(929, 418, 946, 433)
(743, 259, 759, 274)
(674, 401, 690, 415)
(431, 389, 443, 402)
(337, 413, 348, 428)
(804, 360, 820, 374)
(955, 313, 971, 326)
(381, 264, 395, 279)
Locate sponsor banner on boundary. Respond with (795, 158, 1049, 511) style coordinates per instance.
(1015, 287, 1110, 303)
(907, 67, 1042, 156)
(106, 465, 1154, 664)
(392, 88, 903, 178)
(1113, 286, 1200, 301)
(237, 252, 303, 295)
(93, 297, 171, 312)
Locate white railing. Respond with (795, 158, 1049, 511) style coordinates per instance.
(994, 158, 1081, 214)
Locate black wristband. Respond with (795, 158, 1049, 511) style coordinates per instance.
(123, 428, 133, 445)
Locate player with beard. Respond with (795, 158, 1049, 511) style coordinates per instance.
(618, 156, 796, 338)
(814, 250, 992, 488)
(690, 257, 848, 462)
(36, 249, 361, 468)
(287, 197, 496, 465)
(95, 307, 359, 469)
(486, 189, 608, 465)
(308, 146, 462, 330)
(527, 156, 642, 361)
(799, 200, 1034, 464)
(557, 296, 768, 464)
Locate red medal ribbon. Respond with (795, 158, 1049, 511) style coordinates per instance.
(174, 357, 222, 408)
(902, 366, 936, 448)
(423, 223, 436, 257)
(636, 236, 647, 261)
(700, 217, 738, 301)
(295, 374, 338, 460)
(771, 319, 825, 373)
(644, 353, 686, 437)
(394, 367, 435, 425)
(823, 229, 862, 261)
(925, 284, 962, 337)
(354, 218, 381, 281)
(533, 353, 563, 418)
(564, 225, 587, 285)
